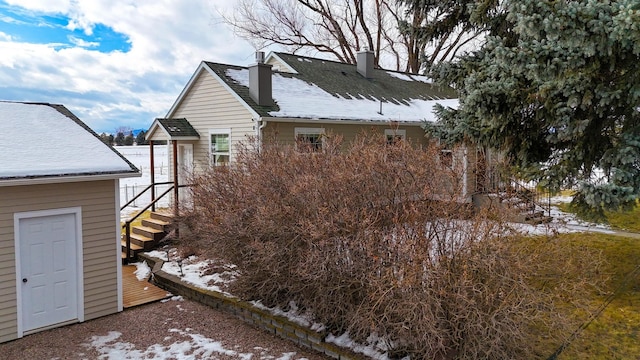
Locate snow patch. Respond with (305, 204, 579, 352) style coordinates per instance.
(86, 329, 237, 359)
(326, 332, 397, 360)
(159, 256, 239, 295)
(386, 71, 433, 84)
(133, 261, 151, 281)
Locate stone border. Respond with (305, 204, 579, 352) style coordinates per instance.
(139, 253, 366, 360)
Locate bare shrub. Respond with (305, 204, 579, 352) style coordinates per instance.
(180, 133, 605, 359)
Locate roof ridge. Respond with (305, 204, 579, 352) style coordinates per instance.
(272, 52, 350, 66)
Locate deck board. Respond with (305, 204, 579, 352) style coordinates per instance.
(122, 265, 171, 308)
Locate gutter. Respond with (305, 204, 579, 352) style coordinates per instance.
(0, 171, 141, 187)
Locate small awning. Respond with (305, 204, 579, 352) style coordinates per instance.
(146, 118, 200, 141)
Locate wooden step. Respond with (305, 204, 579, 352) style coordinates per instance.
(150, 211, 174, 223)
(121, 241, 143, 264)
(121, 239, 143, 253)
(142, 217, 171, 232)
(132, 225, 166, 242)
(125, 232, 157, 250)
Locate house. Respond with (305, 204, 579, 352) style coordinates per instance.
(0, 101, 139, 343)
(145, 51, 501, 204)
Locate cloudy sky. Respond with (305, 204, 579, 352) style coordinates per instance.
(0, 0, 256, 133)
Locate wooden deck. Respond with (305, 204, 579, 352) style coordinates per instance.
(122, 265, 172, 308)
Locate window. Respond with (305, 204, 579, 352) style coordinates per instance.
(441, 149, 453, 169)
(295, 127, 325, 152)
(210, 129, 231, 165)
(385, 129, 406, 145)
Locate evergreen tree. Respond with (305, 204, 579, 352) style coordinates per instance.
(135, 130, 148, 145)
(124, 133, 134, 146)
(427, 0, 640, 215)
(114, 132, 125, 146)
(99, 132, 113, 145)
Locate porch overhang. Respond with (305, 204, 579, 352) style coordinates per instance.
(146, 118, 200, 141)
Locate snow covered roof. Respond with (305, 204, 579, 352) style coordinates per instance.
(146, 118, 200, 141)
(0, 101, 139, 183)
(203, 52, 459, 123)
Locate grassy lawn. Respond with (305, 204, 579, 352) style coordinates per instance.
(557, 200, 640, 233)
(552, 232, 640, 359)
(121, 210, 152, 234)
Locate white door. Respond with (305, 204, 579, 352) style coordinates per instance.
(178, 144, 194, 184)
(178, 144, 194, 205)
(19, 213, 78, 333)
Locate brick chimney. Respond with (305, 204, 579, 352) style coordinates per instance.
(357, 49, 374, 79)
(249, 51, 273, 106)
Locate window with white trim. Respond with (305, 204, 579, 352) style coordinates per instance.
(210, 129, 231, 166)
(295, 127, 325, 152)
(385, 129, 406, 145)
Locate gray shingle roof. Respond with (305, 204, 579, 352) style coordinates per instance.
(156, 118, 200, 138)
(204, 62, 279, 117)
(204, 52, 457, 121)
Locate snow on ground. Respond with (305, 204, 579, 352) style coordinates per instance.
(145, 250, 240, 296)
(86, 328, 286, 360)
(326, 333, 395, 360)
(115, 145, 171, 219)
(133, 261, 151, 281)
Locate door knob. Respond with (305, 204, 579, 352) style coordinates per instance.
(22, 278, 27, 283)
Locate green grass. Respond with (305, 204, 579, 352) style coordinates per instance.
(550, 233, 640, 359)
(121, 210, 152, 234)
(558, 201, 640, 232)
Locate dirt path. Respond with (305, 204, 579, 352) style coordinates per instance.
(0, 297, 327, 360)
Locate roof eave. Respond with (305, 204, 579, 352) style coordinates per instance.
(0, 171, 141, 187)
(165, 136, 200, 141)
(262, 116, 429, 126)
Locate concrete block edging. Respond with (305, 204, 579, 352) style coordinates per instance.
(138, 253, 365, 360)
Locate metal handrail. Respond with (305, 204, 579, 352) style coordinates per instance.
(122, 185, 174, 263)
(120, 181, 173, 211)
(509, 178, 551, 217)
(477, 165, 551, 217)
(121, 183, 192, 263)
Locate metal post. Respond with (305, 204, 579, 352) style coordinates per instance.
(125, 223, 131, 264)
(150, 140, 155, 212)
(172, 140, 179, 217)
(172, 140, 180, 239)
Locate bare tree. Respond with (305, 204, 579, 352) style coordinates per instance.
(220, 0, 486, 73)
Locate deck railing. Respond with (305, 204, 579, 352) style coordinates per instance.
(121, 185, 174, 264)
(478, 166, 551, 217)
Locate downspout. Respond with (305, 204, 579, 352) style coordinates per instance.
(255, 117, 267, 150)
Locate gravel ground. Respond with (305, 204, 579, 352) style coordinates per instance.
(0, 297, 328, 360)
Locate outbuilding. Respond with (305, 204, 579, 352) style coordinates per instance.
(0, 101, 139, 343)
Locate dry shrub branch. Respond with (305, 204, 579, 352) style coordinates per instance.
(181, 133, 605, 359)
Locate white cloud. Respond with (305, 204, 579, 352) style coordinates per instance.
(0, 0, 256, 132)
(67, 35, 98, 48)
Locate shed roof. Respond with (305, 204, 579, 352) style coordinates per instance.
(0, 101, 139, 183)
(146, 118, 200, 141)
(200, 52, 458, 123)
